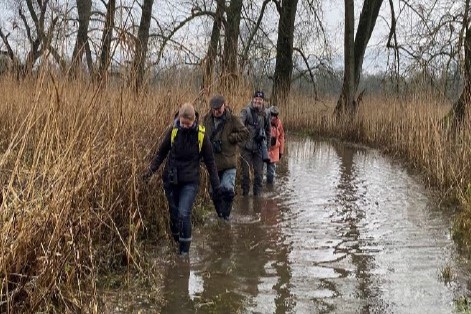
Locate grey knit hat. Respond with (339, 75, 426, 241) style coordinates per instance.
(210, 95, 225, 109)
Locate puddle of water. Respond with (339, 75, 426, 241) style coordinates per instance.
(103, 138, 471, 313)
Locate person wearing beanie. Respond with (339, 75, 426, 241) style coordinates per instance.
(142, 103, 221, 256)
(239, 91, 271, 196)
(203, 95, 249, 220)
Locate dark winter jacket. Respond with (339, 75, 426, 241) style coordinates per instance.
(239, 104, 271, 153)
(202, 108, 249, 171)
(148, 115, 220, 189)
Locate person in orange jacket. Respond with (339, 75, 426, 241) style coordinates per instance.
(266, 106, 285, 184)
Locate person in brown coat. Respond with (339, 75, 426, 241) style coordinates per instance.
(203, 95, 249, 220)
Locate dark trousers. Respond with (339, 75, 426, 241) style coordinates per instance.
(164, 182, 199, 253)
(240, 149, 264, 195)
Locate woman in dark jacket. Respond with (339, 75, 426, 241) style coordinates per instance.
(143, 103, 220, 255)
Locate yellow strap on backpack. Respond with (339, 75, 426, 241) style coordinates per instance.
(171, 125, 205, 152)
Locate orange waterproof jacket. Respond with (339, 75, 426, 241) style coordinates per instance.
(268, 116, 284, 163)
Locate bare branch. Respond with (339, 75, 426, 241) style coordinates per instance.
(240, 0, 271, 65)
(293, 46, 318, 99)
(0, 28, 16, 62)
(151, 10, 213, 66)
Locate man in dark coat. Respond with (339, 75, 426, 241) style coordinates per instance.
(239, 91, 271, 196)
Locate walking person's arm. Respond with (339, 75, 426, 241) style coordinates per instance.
(228, 116, 249, 144)
(144, 127, 172, 178)
(264, 113, 271, 151)
(201, 133, 221, 191)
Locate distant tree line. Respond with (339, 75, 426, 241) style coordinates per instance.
(0, 0, 469, 127)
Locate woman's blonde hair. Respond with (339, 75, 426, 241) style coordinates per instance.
(179, 103, 195, 121)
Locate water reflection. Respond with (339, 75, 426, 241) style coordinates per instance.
(160, 258, 196, 314)
(330, 142, 385, 312)
(105, 137, 470, 313)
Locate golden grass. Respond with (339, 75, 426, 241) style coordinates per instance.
(0, 73, 470, 311)
(0, 74, 202, 312)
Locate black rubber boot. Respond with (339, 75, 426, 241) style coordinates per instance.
(221, 188, 235, 219)
(212, 195, 223, 218)
(179, 241, 191, 256)
(221, 200, 233, 220)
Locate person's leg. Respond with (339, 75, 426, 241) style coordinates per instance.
(211, 171, 224, 217)
(178, 183, 199, 254)
(164, 183, 180, 242)
(253, 153, 264, 196)
(266, 162, 276, 184)
(219, 168, 236, 219)
(240, 149, 252, 196)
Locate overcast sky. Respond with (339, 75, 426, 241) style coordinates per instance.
(0, 0, 443, 76)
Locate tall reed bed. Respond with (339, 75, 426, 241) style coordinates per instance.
(1, 73, 470, 311)
(0, 74, 210, 312)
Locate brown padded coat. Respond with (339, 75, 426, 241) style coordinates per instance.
(202, 108, 249, 171)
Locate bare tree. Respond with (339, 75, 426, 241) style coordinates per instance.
(335, 0, 384, 117)
(239, 0, 272, 68)
(98, 0, 116, 81)
(0, 0, 61, 76)
(339, 0, 355, 116)
(132, 0, 155, 90)
(222, 0, 243, 88)
(451, 0, 471, 128)
(202, 0, 225, 92)
(71, 0, 92, 77)
(272, 0, 299, 107)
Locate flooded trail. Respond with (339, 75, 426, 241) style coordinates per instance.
(124, 138, 471, 313)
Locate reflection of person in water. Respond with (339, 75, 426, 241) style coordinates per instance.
(159, 259, 195, 313)
(196, 224, 243, 312)
(220, 196, 294, 313)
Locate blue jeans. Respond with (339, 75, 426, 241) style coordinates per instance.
(266, 162, 276, 183)
(211, 168, 236, 218)
(220, 168, 236, 192)
(164, 182, 199, 253)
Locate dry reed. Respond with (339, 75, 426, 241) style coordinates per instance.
(0, 72, 470, 312)
(0, 73, 205, 312)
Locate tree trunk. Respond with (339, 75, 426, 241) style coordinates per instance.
(335, 0, 383, 117)
(353, 0, 383, 90)
(203, 0, 225, 93)
(99, 0, 116, 81)
(71, 0, 92, 77)
(132, 0, 155, 91)
(338, 0, 355, 117)
(222, 0, 243, 89)
(448, 0, 470, 129)
(272, 0, 299, 107)
(22, 0, 50, 76)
